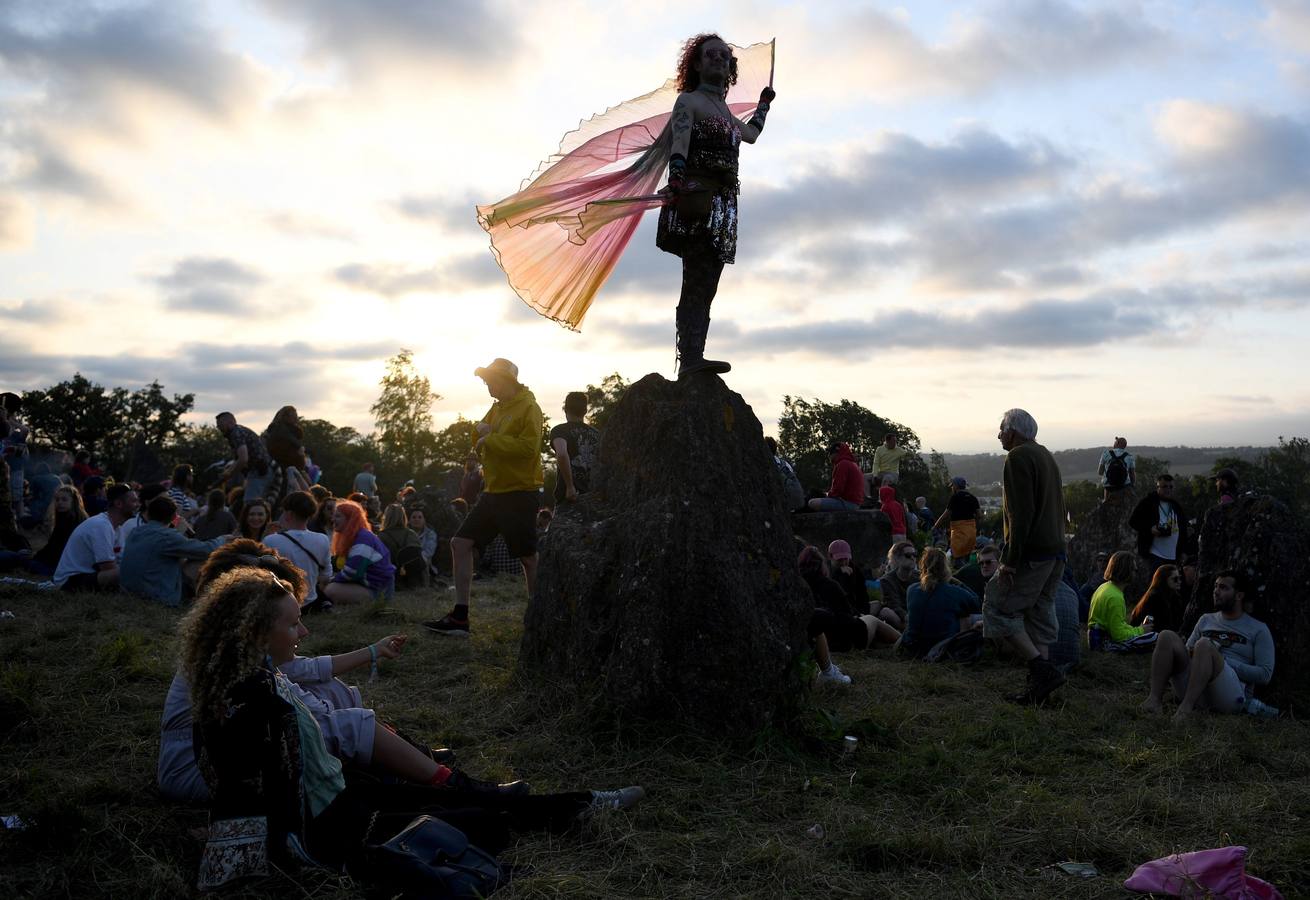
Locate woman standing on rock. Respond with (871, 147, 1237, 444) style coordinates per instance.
(657, 33, 775, 378)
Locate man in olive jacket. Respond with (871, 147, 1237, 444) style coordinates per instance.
(983, 408, 1068, 705)
(426, 358, 544, 637)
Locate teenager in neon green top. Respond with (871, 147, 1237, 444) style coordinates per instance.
(1088, 551, 1147, 643)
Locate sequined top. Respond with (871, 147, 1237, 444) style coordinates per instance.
(656, 115, 742, 264)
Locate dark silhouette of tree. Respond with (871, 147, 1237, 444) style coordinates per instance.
(370, 349, 439, 481)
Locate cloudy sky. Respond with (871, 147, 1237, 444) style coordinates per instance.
(2, 0, 1309, 453)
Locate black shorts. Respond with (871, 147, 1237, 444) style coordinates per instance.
(455, 490, 539, 558)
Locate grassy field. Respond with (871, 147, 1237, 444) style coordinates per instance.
(1, 575, 1306, 899)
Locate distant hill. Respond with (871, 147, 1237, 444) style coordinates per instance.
(940, 446, 1269, 490)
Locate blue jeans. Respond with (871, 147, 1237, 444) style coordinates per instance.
(811, 497, 860, 512)
(243, 470, 273, 504)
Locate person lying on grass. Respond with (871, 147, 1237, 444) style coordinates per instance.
(159, 539, 463, 804)
(1140, 570, 1275, 721)
(182, 566, 643, 888)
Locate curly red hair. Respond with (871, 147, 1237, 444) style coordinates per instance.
(675, 33, 738, 93)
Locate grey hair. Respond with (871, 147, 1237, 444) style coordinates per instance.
(1000, 408, 1038, 440)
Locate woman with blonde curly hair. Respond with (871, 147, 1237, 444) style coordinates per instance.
(183, 566, 642, 890)
(159, 540, 447, 804)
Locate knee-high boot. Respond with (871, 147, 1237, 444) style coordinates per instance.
(675, 251, 730, 378)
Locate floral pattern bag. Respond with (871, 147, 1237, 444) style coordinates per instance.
(197, 815, 269, 891)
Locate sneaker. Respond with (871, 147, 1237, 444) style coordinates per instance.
(581, 786, 645, 819)
(423, 613, 470, 637)
(816, 662, 852, 686)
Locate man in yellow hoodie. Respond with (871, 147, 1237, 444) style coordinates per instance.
(426, 358, 544, 636)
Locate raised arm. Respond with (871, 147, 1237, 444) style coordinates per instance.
(736, 86, 776, 144)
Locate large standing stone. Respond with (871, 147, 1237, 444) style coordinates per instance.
(520, 374, 811, 733)
(1067, 488, 1150, 603)
(791, 510, 893, 568)
(1184, 495, 1310, 708)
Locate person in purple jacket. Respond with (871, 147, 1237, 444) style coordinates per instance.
(322, 499, 395, 606)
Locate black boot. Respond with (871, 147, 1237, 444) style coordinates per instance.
(675, 300, 730, 379)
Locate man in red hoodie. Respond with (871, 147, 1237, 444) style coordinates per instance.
(807, 442, 865, 511)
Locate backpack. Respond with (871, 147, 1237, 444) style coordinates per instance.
(1105, 450, 1129, 488)
(923, 628, 984, 664)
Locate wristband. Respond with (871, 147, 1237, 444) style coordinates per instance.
(368, 643, 379, 682)
(668, 153, 687, 188)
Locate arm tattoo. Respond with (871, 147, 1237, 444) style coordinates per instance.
(672, 107, 692, 138)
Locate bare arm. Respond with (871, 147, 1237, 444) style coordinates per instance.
(552, 436, 576, 499)
(670, 94, 693, 161)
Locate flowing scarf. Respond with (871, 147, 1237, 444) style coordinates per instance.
(477, 41, 775, 331)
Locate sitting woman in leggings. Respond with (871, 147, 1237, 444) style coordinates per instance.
(160, 540, 480, 803)
(183, 566, 642, 888)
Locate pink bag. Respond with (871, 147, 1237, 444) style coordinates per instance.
(1124, 846, 1282, 899)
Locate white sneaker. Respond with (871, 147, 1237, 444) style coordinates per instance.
(817, 662, 852, 686)
(581, 786, 645, 819)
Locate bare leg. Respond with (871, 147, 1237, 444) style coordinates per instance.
(520, 552, 538, 599)
(322, 582, 376, 605)
(861, 615, 900, 647)
(1174, 639, 1225, 720)
(1142, 629, 1187, 713)
(815, 633, 832, 672)
(1006, 631, 1040, 661)
(370, 724, 441, 784)
(878, 608, 903, 630)
(451, 536, 475, 609)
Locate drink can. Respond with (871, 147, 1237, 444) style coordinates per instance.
(842, 735, 858, 754)
(1144, 615, 1155, 629)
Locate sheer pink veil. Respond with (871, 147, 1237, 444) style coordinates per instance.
(477, 41, 775, 331)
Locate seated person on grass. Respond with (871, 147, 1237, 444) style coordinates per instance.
(799, 546, 900, 686)
(183, 565, 643, 891)
(1141, 570, 1274, 720)
(827, 539, 871, 615)
(323, 499, 395, 605)
(1130, 564, 1185, 634)
(52, 482, 138, 593)
(378, 502, 427, 590)
(1088, 551, 1154, 646)
(954, 543, 998, 600)
(900, 548, 982, 658)
(158, 540, 456, 804)
(876, 541, 919, 630)
(120, 495, 230, 606)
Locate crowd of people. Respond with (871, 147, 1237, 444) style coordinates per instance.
(0, 372, 1283, 891)
(783, 409, 1278, 722)
(0, 365, 631, 893)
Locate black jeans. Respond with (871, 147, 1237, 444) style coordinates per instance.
(307, 782, 592, 868)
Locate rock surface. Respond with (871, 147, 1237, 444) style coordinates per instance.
(1067, 488, 1150, 603)
(791, 510, 893, 567)
(521, 373, 811, 733)
(1184, 494, 1310, 708)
